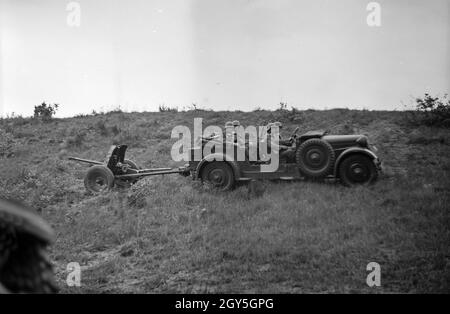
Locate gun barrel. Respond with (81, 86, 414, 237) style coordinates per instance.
(115, 167, 190, 179)
(68, 157, 103, 165)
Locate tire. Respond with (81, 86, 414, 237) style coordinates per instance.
(296, 138, 335, 178)
(201, 162, 235, 191)
(84, 165, 115, 193)
(123, 159, 139, 170)
(338, 154, 378, 187)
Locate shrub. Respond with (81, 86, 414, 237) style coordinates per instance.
(277, 102, 288, 111)
(159, 105, 178, 113)
(34, 102, 59, 120)
(410, 93, 450, 127)
(107, 106, 123, 114)
(127, 179, 157, 208)
(184, 103, 199, 111)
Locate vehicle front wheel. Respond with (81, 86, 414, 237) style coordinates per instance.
(338, 154, 378, 186)
(201, 162, 235, 191)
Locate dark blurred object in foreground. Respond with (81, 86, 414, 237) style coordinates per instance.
(0, 199, 58, 293)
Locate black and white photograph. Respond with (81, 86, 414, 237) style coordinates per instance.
(0, 0, 449, 300)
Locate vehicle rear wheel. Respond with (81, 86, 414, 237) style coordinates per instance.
(338, 154, 378, 186)
(296, 138, 335, 178)
(84, 165, 115, 193)
(201, 162, 235, 191)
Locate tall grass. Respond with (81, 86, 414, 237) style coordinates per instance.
(0, 108, 449, 293)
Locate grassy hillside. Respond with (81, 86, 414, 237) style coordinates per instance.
(0, 108, 449, 293)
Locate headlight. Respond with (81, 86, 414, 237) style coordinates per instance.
(356, 136, 368, 148)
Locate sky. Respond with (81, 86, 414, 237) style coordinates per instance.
(0, 0, 449, 117)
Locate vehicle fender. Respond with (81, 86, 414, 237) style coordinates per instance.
(195, 153, 240, 180)
(334, 147, 379, 177)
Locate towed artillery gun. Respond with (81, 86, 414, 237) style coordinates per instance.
(69, 145, 190, 193)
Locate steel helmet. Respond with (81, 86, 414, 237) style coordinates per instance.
(273, 121, 283, 129)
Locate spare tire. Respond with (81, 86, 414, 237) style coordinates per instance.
(296, 138, 335, 178)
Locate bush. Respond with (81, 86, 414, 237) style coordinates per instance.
(127, 179, 157, 208)
(159, 105, 178, 113)
(410, 94, 450, 127)
(34, 102, 59, 120)
(277, 102, 288, 111)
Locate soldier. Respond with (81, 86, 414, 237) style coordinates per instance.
(267, 121, 294, 146)
(223, 121, 234, 143)
(264, 121, 295, 162)
(232, 120, 245, 145)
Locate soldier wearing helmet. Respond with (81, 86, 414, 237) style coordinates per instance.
(223, 120, 243, 145)
(223, 121, 234, 142)
(267, 121, 294, 146)
(264, 121, 296, 162)
(232, 120, 244, 144)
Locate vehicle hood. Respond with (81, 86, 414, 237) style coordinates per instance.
(323, 134, 368, 149)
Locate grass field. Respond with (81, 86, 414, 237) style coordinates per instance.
(0, 108, 449, 293)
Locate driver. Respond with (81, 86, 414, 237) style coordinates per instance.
(223, 121, 234, 143)
(265, 122, 296, 162)
(267, 122, 294, 146)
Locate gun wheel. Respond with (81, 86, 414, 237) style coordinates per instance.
(201, 162, 235, 191)
(84, 165, 115, 193)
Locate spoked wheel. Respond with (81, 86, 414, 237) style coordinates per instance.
(84, 165, 115, 193)
(201, 162, 235, 191)
(338, 154, 378, 186)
